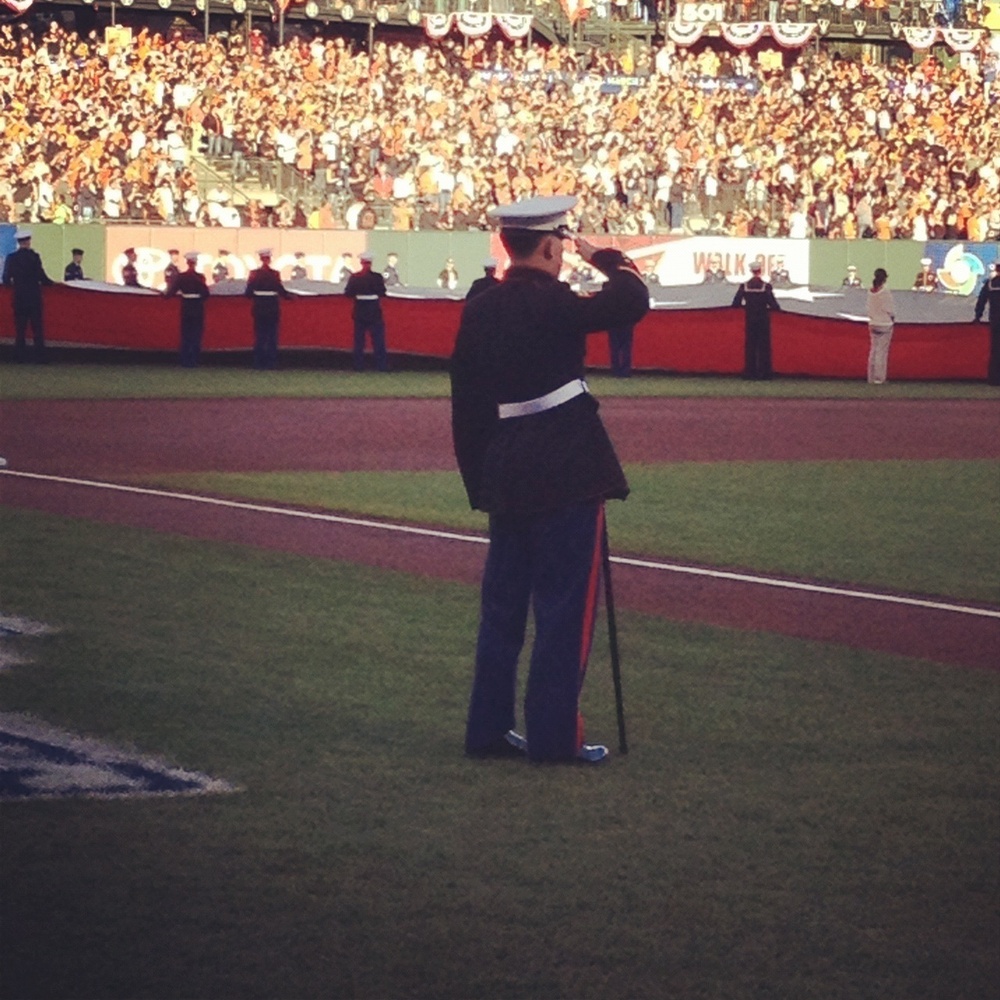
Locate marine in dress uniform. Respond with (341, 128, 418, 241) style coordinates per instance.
(213, 251, 232, 284)
(842, 265, 862, 287)
(913, 258, 939, 292)
(382, 253, 403, 288)
(732, 260, 781, 380)
(244, 248, 291, 370)
(122, 248, 141, 287)
(163, 249, 182, 287)
(771, 258, 791, 287)
(344, 251, 389, 372)
(451, 196, 649, 764)
(2, 228, 54, 363)
(974, 262, 1000, 386)
(465, 258, 500, 301)
(164, 251, 210, 368)
(64, 248, 85, 282)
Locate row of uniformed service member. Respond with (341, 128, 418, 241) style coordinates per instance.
(160, 248, 390, 370)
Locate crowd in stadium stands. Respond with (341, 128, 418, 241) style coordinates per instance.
(1, 17, 998, 240)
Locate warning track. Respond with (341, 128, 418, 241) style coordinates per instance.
(1, 396, 998, 671)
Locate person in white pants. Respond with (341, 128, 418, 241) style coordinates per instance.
(866, 268, 896, 384)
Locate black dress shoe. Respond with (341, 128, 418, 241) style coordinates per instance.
(466, 730, 528, 759)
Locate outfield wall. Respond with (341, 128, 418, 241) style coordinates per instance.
(2, 224, 997, 294)
(1, 225, 995, 380)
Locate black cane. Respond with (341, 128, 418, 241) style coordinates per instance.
(601, 517, 628, 755)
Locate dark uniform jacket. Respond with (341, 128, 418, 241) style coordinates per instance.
(344, 268, 386, 323)
(975, 275, 1000, 326)
(64, 261, 85, 281)
(123, 262, 140, 287)
(466, 273, 500, 301)
(165, 269, 210, 310)
(451, 249, 649, 516)
(3, 247, 55, 308)
(732, 276, 781, 319)
(244, 264, 290, 315)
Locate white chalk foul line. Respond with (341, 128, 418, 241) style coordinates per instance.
(3, 468, 999, 622)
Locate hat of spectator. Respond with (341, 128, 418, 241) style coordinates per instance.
(484, 258, 498, 269)
(920, 257, 932, 266)
(359, 251, 374, 262)
(184, 251, 199, 263)
(487, 195, 577, 234)
(258, 248, 272, 258)
(72, 248, 84, 256)
(749, 260, 763, 273)
(847, 264, 857, 271)
(15, 228, 32, 241)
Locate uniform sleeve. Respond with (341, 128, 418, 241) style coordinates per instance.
(767, 285, 781, 311)
(975, 282, 988, 320)
(450, 310, 497, 510)
(562, 250, 649, 334)
(732, 285, 745, 307)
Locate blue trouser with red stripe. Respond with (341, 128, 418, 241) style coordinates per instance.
(465, 501, 604, 762)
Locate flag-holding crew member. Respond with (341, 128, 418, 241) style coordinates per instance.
(344, 250, 389, 372)
(164, 251, 210, 368)
(732, 259, 781, 380)
(974, 260, 1000, 386)
(450, 195, 649, 765)
(3, 228, 55, 363)
(245, 248, 291, 370)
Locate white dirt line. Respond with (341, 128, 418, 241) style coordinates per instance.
(3, 469, 999, 622)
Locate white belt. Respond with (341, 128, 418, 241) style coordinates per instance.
(355, 294, 380, 301)
(253, 290, 278, 296)
(498, 379, 589, 419)
(180, 293, 202, 299)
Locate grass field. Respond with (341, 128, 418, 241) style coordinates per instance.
(2, 363, 999, 400)
(1, 367, 998, 999)
(149, 459, 1000, 604)
(1, 509, 997, 1000)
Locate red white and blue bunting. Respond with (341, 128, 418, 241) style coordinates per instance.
(424, 11, 532, 40)
(667, 20, 984, 52)
(720, 21, 769, 47)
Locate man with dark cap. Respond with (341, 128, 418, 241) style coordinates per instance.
(451, 195, 649, 765)
(164, 251, 210, 368)
(64, 248, 86, 282)
(465, 257, 500, 301)
(3, 228, 55, 363)
(732, 259, 781, 380)
(244, 248, 291, 370)
(974, 261, 1000, 386)
(344, 250, 389, 372)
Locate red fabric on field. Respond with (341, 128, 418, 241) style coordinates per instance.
(0, 285, 989, 378)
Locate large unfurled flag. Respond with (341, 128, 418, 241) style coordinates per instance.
(2, 0, 35, 12)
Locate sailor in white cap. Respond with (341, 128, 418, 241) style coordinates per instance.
(344, 250, 389, 371)
(465, 257, 500, 301)
(913, 256, 938, 292)
(731, 257, 781, 380)
(163, 251, 210, 368)
(3, 226, 55, 363)
(451, 195, 649, 765)
(244, 247, 291, 369)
